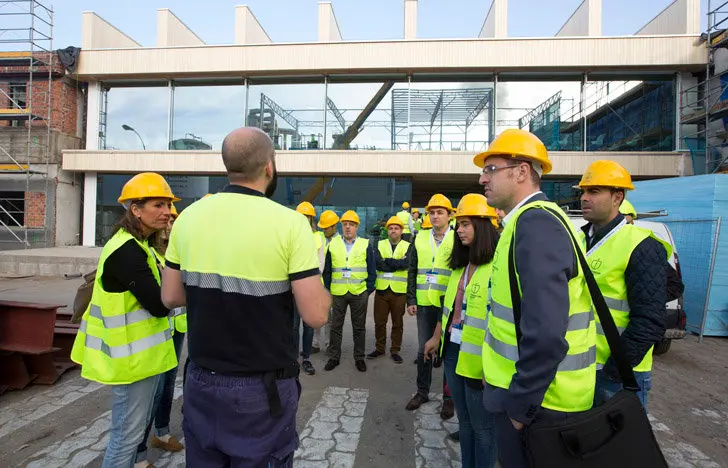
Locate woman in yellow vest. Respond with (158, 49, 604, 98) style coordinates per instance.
(294, 201, 323, 375)
(71, 172, 179, 468)
(424, 194, 500, 468)
(135, 202, 187, 464)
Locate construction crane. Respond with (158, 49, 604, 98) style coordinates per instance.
(333, 81, 394, 150)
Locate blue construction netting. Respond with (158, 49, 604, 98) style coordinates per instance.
(630, 175, 728, 337)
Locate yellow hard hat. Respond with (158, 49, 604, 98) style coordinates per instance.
(473, 128, 552, 175)
(386, 216, 404, 228)
(117, 172, 180, 204)
(170, 203, 179, 218)
(619, 199, 637, 218)
(455, 194, 497, 219)
(425, 194, 454, 213)
(203, 193, 212, 198)
(578, 160, 635, 190)
(412, 208, 420, 214)
(421, 215, 432, 229)
(402, 201, 410, 209)
(340, 210, 361, 225)
(296, 201, 316, 217)
(317, 210, 340, 229)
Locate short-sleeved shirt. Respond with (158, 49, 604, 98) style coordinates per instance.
(166, 184, 319, 374)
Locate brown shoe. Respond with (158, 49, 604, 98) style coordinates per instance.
(440, 399, 455, 420)
(151, 435, 185, 452)
(405, 393, 430, 411)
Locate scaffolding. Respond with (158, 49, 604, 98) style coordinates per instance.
(0, 0, 53, 249)
(680, 0, 728, 174)
(391, 88, 494, 151)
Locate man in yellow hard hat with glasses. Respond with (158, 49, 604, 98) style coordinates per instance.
(576, 160, 670, 410)
(474, 129, 596, 468)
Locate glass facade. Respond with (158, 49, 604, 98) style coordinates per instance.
(584, 80, 675, 152)
(95, 174, 411, 244)
(500, 80, 583, 151)
(100, 75, 676, 154)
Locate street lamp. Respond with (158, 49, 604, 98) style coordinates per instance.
(121, 124, 146, 150)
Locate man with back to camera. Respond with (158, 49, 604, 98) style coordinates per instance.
(161, 127, 330, 467)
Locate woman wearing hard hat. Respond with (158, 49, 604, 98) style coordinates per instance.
(424, 194, 500, 468)
(71, 172, 180, 468)
(136, 202, 187, 464)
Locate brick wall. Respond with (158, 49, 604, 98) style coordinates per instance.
(24, 192, 45, 228)
(0, 51, 80, 136)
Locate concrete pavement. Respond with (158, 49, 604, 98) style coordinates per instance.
(0, 276, 726, 467)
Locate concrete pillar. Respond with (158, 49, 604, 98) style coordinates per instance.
(404, 0, 417, 39)
(82, 172, 97, 246)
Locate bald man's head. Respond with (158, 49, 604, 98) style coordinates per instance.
(221, 127, 275, 182)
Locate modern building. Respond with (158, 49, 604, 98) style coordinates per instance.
(0, 1, 84, 250)
(57, 0, 711, 246)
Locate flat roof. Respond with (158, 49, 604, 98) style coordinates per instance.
(74, 35, 706, 82)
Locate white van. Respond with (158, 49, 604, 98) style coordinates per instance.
(567, 215, 686, 355)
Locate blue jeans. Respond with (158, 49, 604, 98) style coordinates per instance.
(137, 330, 186, 461)
(595, 368, 652, 411)
(103, 374, 161, 468)
(294, 306, 314, 359)
(444, 342, 498, 468)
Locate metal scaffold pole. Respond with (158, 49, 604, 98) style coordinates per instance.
(0, 0, 53, 249)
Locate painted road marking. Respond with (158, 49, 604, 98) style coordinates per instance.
(295, 386, 370, 468)
(414, 393, 460, 468)
(0, 374, 101, 440)
(22, 378, 183, 468)
(648, 414, 722, 468)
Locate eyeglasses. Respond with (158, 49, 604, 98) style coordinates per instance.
(480, 163, 519, 176)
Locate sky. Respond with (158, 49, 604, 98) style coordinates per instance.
(45, 0, 714, 47)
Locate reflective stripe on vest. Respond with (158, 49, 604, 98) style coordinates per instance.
(439, 263, 493, 380)
(375, 239, 410, 294)
(579, 223, 672, 372)
(482, 200, 596, 413)
(329, 237, 369, 296)
(414, 229, 454, 307)
(71, 229, 176, 385)
(173, 307, 187, 333)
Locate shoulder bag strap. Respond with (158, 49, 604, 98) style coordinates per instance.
(508, 206, 639, 390)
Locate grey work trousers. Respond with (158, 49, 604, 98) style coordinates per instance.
(329, 292, 369, 361)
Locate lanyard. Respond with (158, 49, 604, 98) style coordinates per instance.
(461, 263, 478, 309)
(586, 219, 626, 257)
(345, 237, 357, 269)
(430, 227, 450, 268)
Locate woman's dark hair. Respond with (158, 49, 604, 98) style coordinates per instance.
(449, 217, 500, 270)
(111, 199, 164, 248)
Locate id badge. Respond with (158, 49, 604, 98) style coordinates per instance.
(383, 272, 394, 278)
(426, 273, 437, 284)
(450, 324, 463, 344)
(343, 269, 351, 278)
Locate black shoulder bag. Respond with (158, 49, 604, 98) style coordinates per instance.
(508, 207, 667, 468)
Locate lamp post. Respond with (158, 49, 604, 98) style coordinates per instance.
(121, 124, 146, 150)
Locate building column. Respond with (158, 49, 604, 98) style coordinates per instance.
(82, 172, 98, 246)
(82, 82, 101, 246)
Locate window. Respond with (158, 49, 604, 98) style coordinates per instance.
(8, 83, 27, 128)
(0, 191, 25, 226)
